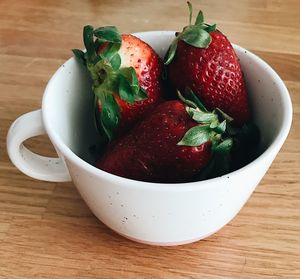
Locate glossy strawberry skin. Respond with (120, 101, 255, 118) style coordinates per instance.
(98, 34, 164, 135)
(167, 31, 250, 125)
(96, 100, 212, 183)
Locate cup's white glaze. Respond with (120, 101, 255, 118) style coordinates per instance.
(7, 31, 292, 245)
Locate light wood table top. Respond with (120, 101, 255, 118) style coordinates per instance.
(0, 0, 299, 278)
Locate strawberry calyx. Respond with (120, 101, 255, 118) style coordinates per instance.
(164, 2, 216, 65)
(178, 88, 261, 179)
(177, 88, 233, 155)
(72, 25, 148, 141)
(177, 88, 236, 179)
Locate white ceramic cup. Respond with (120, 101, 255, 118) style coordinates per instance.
(7, 31, 292, 245)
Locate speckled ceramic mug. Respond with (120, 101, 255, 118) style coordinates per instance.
(7, 31, 292, 245)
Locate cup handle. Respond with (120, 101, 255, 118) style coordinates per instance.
(7, 109, 71, 182)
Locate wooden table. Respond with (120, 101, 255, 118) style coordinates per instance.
(1, 0, 299, 278)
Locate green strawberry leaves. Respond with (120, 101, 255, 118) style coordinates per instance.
(194, 10, 204, 25)
(94, 26, 122, 70)
(177, 88, 234, 162)
(186, 107, 218, 124)
(180, 26, 211, 48)
(72, 49, 86, 64)
(213, 138, 233, 154)
(98, 43, 121, 69)
(164, 39, 178, 65)
(177, 88, 260, 180)
(93, 26, 121, 44)
(83, 25, 97, 62)
(119, 75, 135, 104)
(99, 93, 120, 142)
(204, 23, 217, 33)
(164, 2, 216, 65)
(178, 125, 210, 146)
(214, 120, 226, 134)
(72, 25, 148, 141)
(119, 67, 148, 104)
(119, 67, 139, 94)
(195, 137, 233, 181)
(184, 88, 208, 112)
(110, 53, 121, 70)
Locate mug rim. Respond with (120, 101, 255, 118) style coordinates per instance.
(42, 30, 293, 191)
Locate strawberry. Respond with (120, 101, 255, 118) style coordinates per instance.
(73, 25, 164, 140)
(96, 90, 233, 183)
(165, 2, 250, 126)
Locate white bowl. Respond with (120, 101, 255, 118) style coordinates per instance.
(7, 31, 292, 245)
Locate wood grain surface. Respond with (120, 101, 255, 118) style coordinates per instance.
(0, 0, 299, 278)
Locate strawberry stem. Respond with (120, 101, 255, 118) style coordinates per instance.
(177, 90, 198, 109)
(164, 3, 216, 65)
(187, 1, 193, 26)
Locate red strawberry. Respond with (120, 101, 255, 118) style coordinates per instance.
(165, 2, 250, 126)
(73, 26, 164, 140)
(96, 93, 233, 183)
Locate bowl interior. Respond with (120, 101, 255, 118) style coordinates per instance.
(234, 45, 287, 153)
(43, 31, 290, 172)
